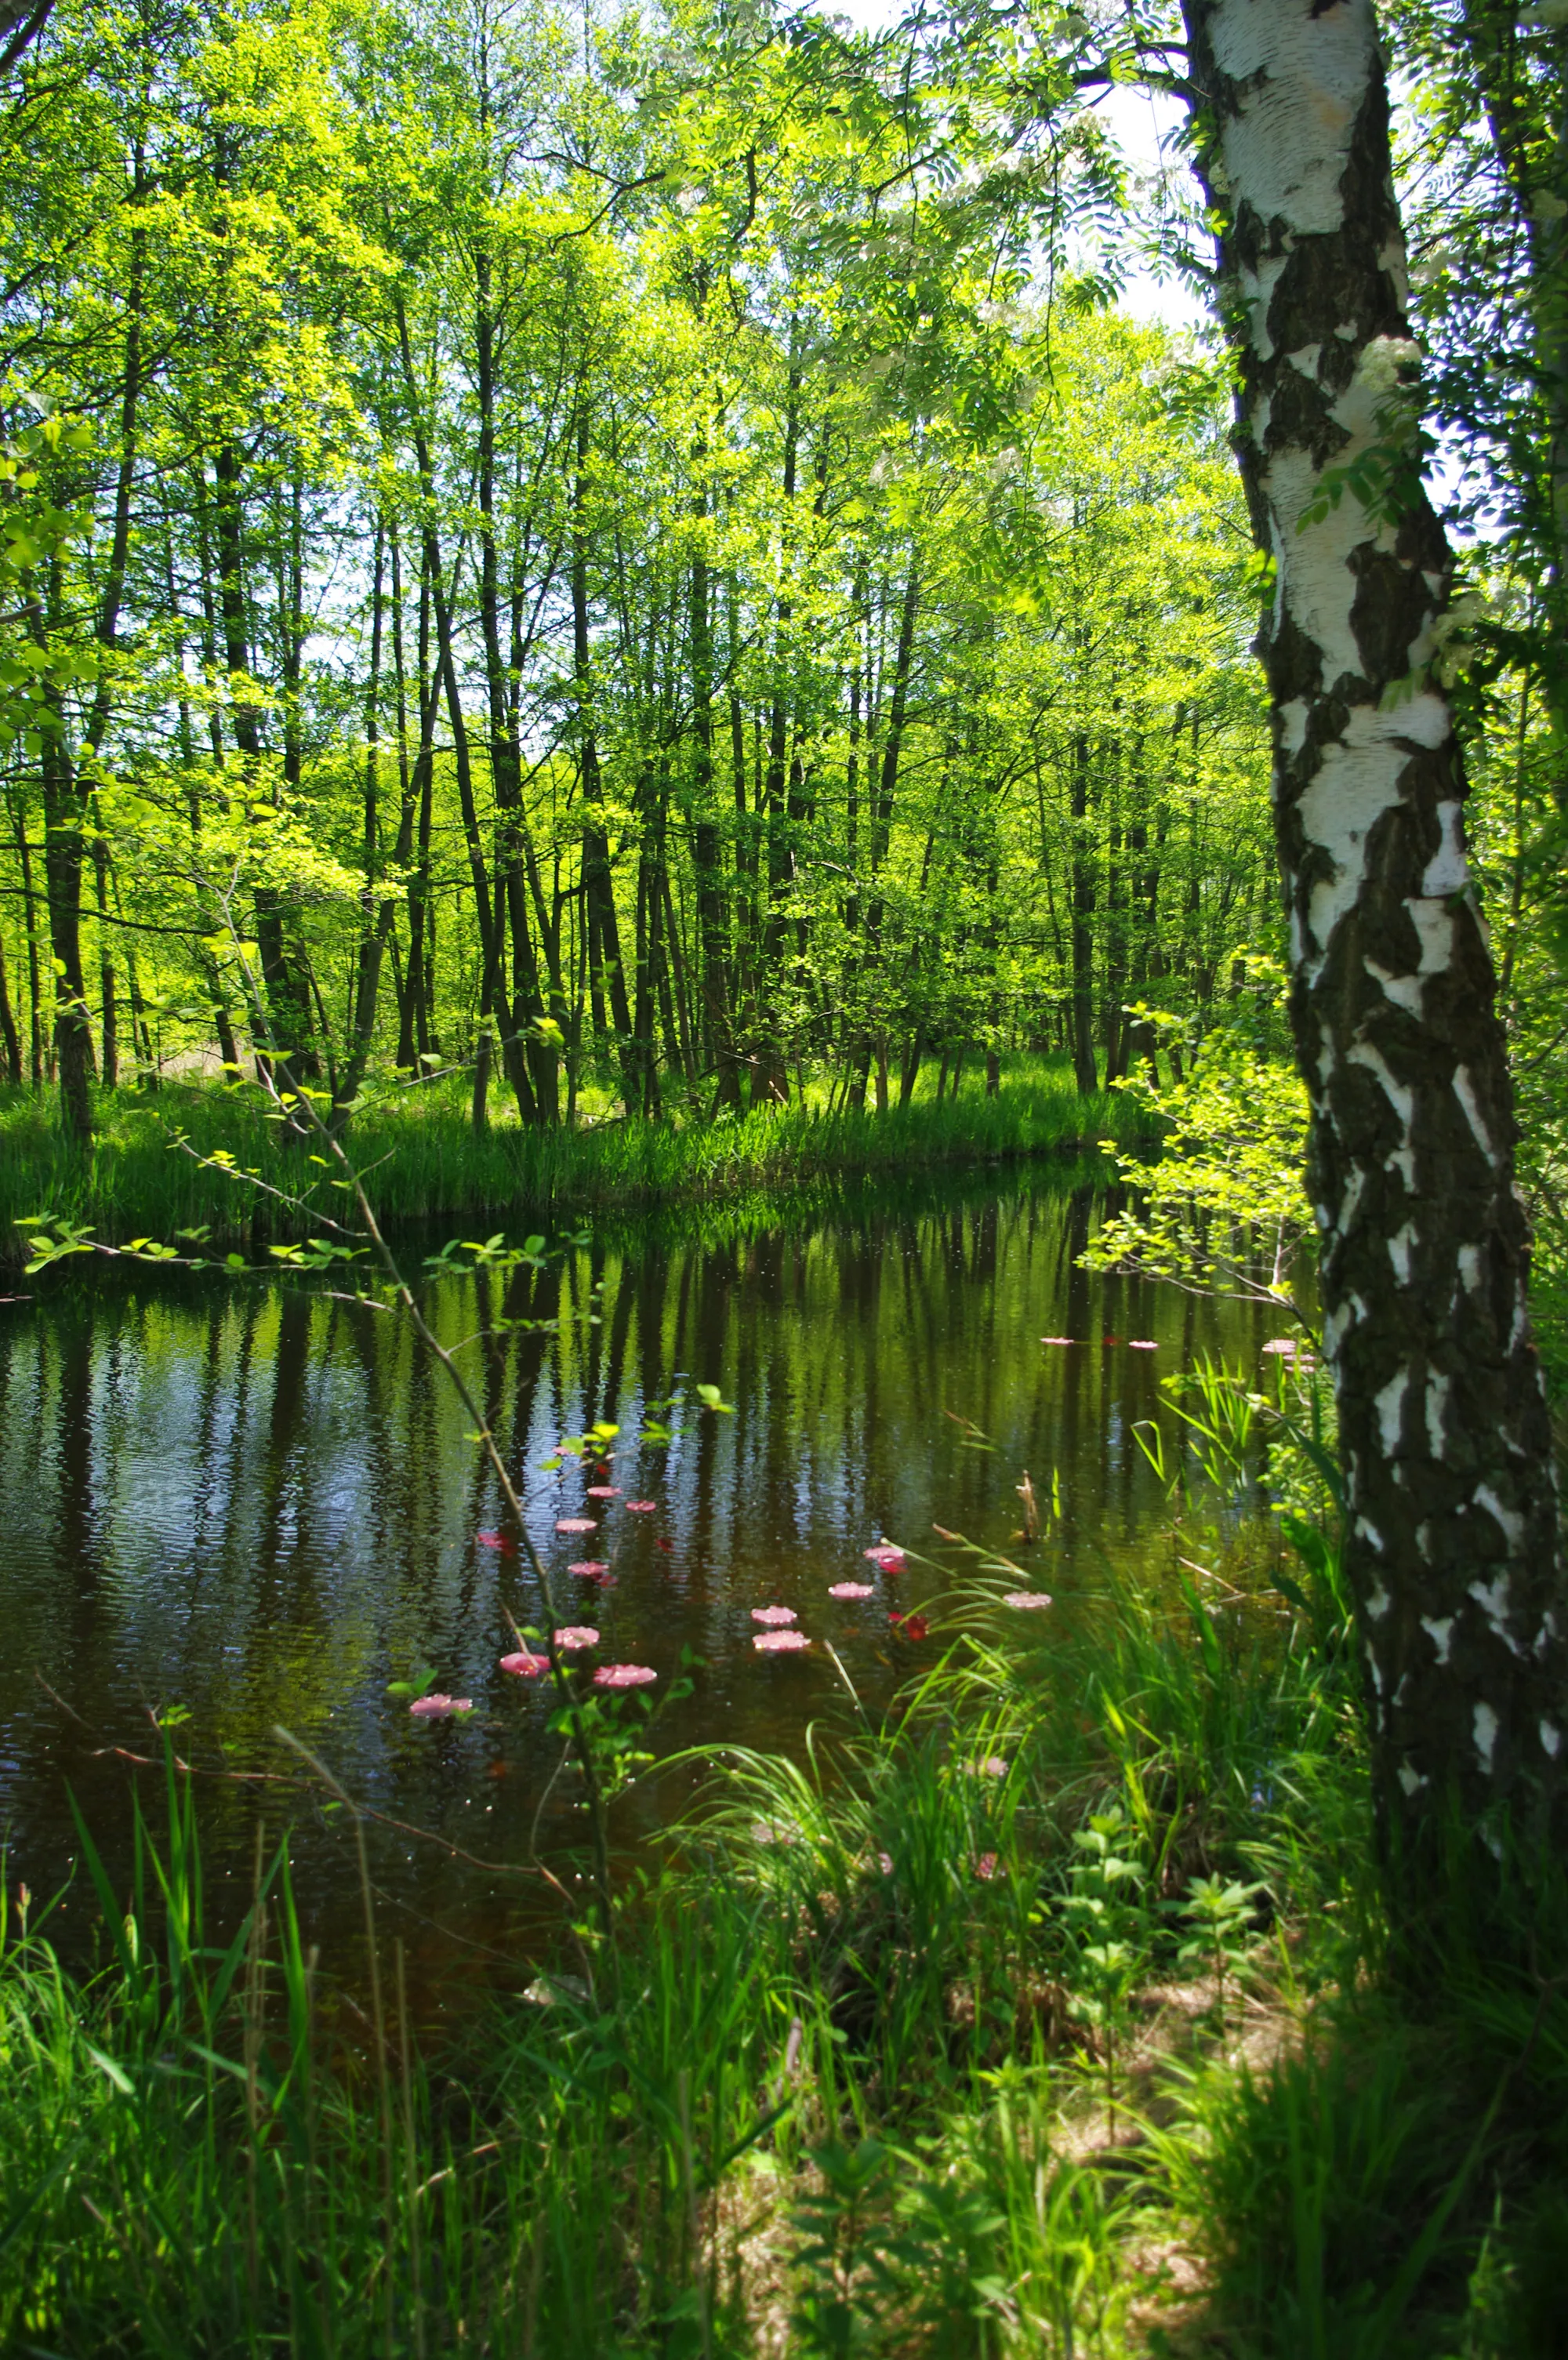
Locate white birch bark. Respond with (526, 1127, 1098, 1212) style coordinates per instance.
(1181, 0, 1566, 1872)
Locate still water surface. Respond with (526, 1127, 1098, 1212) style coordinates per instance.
(0, 1169, 1269, 2012)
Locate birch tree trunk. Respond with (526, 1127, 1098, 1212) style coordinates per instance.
(1181, 0, 1566, 1886)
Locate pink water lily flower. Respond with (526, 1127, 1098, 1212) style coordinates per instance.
(829, 1581, 874, 1600)
(751, 1605, 798, 1626)
(1003, 1591, 1054, 1611)
(586, 1485, 621, 1498)
(593, 1663, 657, 1688)
(1040, 1337, 1075, 1347)
(753, 1628, 810, 1653)
(625, 1499, 658, 1513)
(499, 1651, 549, 1679)
(409, 1693, 471, 1718)
(963, 1756, 1009, 1779)
(864, 1545, 906, 1571)
(1129, 1339, 1158, 1351)
(568, 1560, 610, 1577)
(555, 1517, 598, 1534)
(554, 1626, 599, 1650)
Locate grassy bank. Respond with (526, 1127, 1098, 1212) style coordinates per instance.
(0, 1055, 1145, 1269)
(5, 1388, 1563, 2357)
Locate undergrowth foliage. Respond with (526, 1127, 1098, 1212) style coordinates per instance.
(1, 1055, 1142, 1271)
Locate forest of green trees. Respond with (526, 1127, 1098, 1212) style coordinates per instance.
(0, 0, 1559, 1193)
(0, 0, 1319, 1141)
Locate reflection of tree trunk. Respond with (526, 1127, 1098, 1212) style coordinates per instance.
(251, 1291, 318, 1642)
(1183, 0, 1567, 1896)
(56, 1318, 100, 1658)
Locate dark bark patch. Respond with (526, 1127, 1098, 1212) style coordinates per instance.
(1348, 545, 1433, 681)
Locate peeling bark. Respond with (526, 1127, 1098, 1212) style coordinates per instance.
(1182, 0, 1567, 1877)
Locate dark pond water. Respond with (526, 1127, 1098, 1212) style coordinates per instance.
(0, 1167, 1272, 2017)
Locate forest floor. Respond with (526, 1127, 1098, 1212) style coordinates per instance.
(4, 1480, 1564, 2357)
(0, 1052, 1150, 1267)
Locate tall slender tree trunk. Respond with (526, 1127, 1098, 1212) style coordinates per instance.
(631, 782, 664, 1120)
(11, 794, 43, 1083)
(1069, 730, 1097, 1095)
(855, 561, 920, 1111)
(211, 439, 316, 1089)
(336, 518, 402, 1124)
(753, 356, 803, 1107)
(572, 407, 633, 1090)
(31, 548, 93, 1142)
(728, 571, 756, 1033)
(1103, 745, 1127, 1084)
(92, 843, 117, 1088)
(688, 451, 740, 1108)
(398, 532, 441, 1069)
(165, 518, 239, 1075)
(476, 253, 556, 1124)
(1452, 3, 1568, 793)
(0, 911, 21, 1084)
(1182, 0, 1567, 1890)
(391, 289, 528, 1127)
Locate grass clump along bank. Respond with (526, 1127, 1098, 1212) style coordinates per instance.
(0, 1054, 1140, 1269)
(5, 1379, 1564, 2358)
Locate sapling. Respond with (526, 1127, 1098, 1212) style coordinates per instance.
(1064, 1805, 1151, 2133)
(789, 2135, 894, 2358)
(1172, 1873, 1265, 2033)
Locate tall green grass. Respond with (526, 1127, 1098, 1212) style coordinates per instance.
(0, 1055, 1145, 1266)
